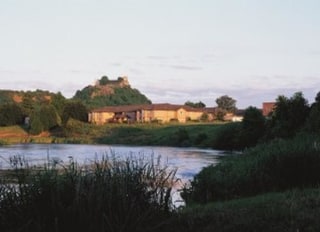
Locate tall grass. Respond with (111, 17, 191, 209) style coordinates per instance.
(0, 153, 177, 232)
(183, 133, 320, 204)
(166, 188, 320, 232)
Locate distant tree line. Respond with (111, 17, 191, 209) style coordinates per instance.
(212, 91, 320, 150)
(0, 91, 88, 135)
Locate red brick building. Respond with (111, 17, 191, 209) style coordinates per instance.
(262, 102, 276, 117)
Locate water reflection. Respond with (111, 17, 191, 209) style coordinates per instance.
(0, 144, 228, 181)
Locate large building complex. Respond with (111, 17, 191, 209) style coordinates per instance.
(88, 103, 215, 124)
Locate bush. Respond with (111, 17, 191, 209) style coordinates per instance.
(183, 134, 320, 204)
(29, 115, 44, 135)
(0, 154, 177, 232)
(62, 101, 88, 124)
(211, 123, 242, 150)
(171, 128, 190, 147)
(0, 103, 24, 126)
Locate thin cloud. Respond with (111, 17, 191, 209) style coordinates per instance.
(146, 56, 169, 60)
(167, 65, 203, 71)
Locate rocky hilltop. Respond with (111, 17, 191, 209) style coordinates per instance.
(90, 76, 130, 97)
(73, 76, 151, 108)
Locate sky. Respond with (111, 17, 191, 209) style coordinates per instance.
(0, 0, 319, 108)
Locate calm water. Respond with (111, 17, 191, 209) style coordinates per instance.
(0, 144, 227, 181)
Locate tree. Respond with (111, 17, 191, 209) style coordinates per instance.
(215, 108, 227, 121)
(51, 92, 67, 117)
(216, 95, 237, 113)
(214, 95, 237, 121)
(184, 101, 206, 108)
(240, 106, 266, 147)
(29, 112, 43, 135)
(39, 105, 59, 130)
(21, 93, 34, 116)
(29, 105, 59, 134)
(268, 92, 309, 138)
(62, 101, 88, 125)
(304, 91, 320, 133)
(99, 76, 109, 85)
(0, 103, 24, 126)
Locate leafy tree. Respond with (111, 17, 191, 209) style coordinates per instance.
(21, 93, 34, 116)
(0, 91, 14, 105)
(0, 103, 24, 126)
(39, 105, 59, 130)
(304, 91, 320, 133)
(184, 101, 206, 108)
(216, 108, 227, 121)
(29, 112, 43, 135)
(215, 95, 237, 113)
(99, 76, 109, 85)
(51, 92, 67, 117)
(29, 105, 59, 134)
(268, 92, 309, 138)
(62, 101, 88, 125)
(200, 112, 209, 122)
(211, 123, 242, 150)
(240, 106, 266, 147)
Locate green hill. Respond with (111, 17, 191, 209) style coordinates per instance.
(0, 76, 152, 110)
(73, 76, 152, 109)
(0, 89, 59, 106)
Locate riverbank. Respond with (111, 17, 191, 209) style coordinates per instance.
(1, 150, 320, 231)
(0, 122, 225, 147)
(167, 187, 320, 231)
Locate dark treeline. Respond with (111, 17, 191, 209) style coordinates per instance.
(0, 92, 88, 135)
(212, 91, 320, 150)
(183, 91, 320, 206)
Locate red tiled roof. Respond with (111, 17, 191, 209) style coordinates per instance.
(90, 103, 205, 113)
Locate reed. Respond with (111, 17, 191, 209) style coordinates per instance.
(0, 153, 177, 232)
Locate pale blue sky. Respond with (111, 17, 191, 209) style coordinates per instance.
(0, 0, 319, 108)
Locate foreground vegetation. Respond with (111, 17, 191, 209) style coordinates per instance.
(183, 133, 320, 203)
(0, 155, 176, 232)
(1, 149, 320, 232)
(170, 188, 320, 232)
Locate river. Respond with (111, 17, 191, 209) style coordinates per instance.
(0, 144, 228, 207)
(0, 144, 227, 181)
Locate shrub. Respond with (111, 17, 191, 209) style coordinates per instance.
(183, 134, 320, 204)
(0, 103, 24, 126)
(171, 128, 190, 147)
(62, 101, 88, 124)
(29, 115, 44, 135)
(194, 133, 208, 145)
(211, 123, 242, 150)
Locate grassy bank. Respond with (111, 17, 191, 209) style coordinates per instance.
(183, 134, 320, 203)
(167, 188, 320, 232)
(0, 121, 225, 147)
(95, 122, 224, 147)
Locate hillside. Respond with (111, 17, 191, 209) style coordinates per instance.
(73, 76, 151, 109)
(0, 89, 60, 106)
